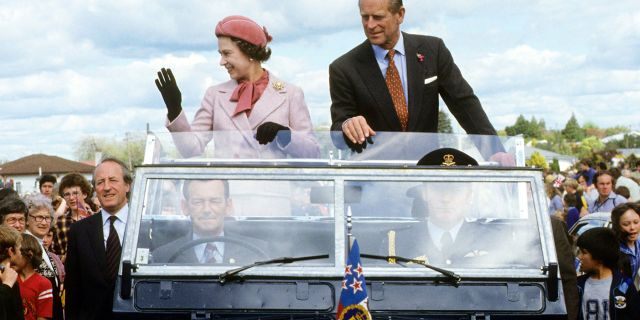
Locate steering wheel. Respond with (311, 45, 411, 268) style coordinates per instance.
(167, 236, 269, 263)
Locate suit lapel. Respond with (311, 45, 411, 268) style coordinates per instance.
(248, 76, 286, 128)
(403, 33, 427, 131)
(217, 81, 260, 147)
(87, 214, 107, 278)
(353, 41, 400, 130)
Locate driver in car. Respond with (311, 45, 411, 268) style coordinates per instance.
(152, 179, 267, 264)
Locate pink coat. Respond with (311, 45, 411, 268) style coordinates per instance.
(166, 74, 320, 159)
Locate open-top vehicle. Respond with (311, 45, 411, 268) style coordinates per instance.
(112, 131, 567, 319)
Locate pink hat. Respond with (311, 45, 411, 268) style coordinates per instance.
(215, 15, 272, 48)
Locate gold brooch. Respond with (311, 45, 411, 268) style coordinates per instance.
(441, 154, 456, 166)
(272, 81, 285, 91)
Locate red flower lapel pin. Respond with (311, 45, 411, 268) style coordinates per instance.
(417, 53, 425, 62)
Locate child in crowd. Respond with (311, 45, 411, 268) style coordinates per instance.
(576, 227, 640, 320)
(0, 225, 24, 320)
(15, 233, 52, 320)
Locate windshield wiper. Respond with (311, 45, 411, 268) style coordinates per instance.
(360, 253, 461, 286)
(218, 254, 330, 284)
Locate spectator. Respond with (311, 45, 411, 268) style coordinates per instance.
(0, 188, 19, 201)
(615, 186, 631, 200)
(51, 173, 96, 262)
(563, 178, 588, 215)
(23, 194, 63, 319)
(0, 225, 25, 320)
(611, 167, 640, 202)
(577, 173, 598, 205)
(611, 203, 640, 288)
(0, 197, 28, 233)
(65, 158, 132, 320)
(574, 159, 597, 186)
(587, 171, 627, 213)
(596, 161, 608, 171)
(563, 193, 580, 230)
(576, 227, 640, 319)
(38, 174, 67, 221)
(38, 175, 57, 200)
(15, 233, 53, 320)
(546, 181, 564, 216)
(42, 227, 64, 288)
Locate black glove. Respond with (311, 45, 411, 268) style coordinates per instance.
(344, 134, 374, 153)
(256, 122, 291, 145)
(155, 68, 182, 122)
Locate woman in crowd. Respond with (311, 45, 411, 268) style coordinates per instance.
(577, 173, 598, 206)
(23, 194, 64, 319)
(611, 202, 640, 288)
(51, 173, 96, 262)
(546, 179, 564, 216)
(156, 15, 320, 159)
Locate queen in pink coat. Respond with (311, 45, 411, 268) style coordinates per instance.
(156, 15, 320, 159)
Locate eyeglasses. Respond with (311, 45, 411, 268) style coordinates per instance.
(4, 217, 26, 224)
(29, 215, 53, 223)
(62, 190, 82, 198)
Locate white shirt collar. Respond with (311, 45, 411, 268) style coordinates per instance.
(372, 32, 405, 61)
(101, 205, 129, 226)
(427, 219, 464, 250)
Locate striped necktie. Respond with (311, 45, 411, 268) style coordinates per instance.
(105, 215, 121, 282)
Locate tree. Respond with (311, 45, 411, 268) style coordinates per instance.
(562, 113, 585, 141)
(73, 133, 146, 169)
(527, 151, 548, 169)
(575, 136, 604, 160)
(438, 110, 453, 133)
(505, 114, 544, 139)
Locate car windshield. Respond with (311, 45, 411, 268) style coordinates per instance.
(127, 130, 550, 278)
(144, 130, 524, 166)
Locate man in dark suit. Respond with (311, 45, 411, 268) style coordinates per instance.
(330, 0, 498, 153)
(64, 158, 132, 320)
(391, 181, 503, 266)
(152, 179, 267, 264)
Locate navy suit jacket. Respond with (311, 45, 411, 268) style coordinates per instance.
(64, 213, 117, 320)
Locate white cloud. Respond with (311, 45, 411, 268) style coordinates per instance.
(2, 0, 640, 162)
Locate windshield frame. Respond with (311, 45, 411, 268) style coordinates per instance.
(122, 165, 554, 279)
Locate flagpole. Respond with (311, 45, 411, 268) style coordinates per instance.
(346, 205, 353, 255)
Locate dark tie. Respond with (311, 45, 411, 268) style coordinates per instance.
(386, 49, 408, 131)
(105, 215, 122, 282)
(203, 243, 218, 264)
(440, 231, 454, 260)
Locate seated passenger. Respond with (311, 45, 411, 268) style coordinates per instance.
(152, 179, 267, 264)
(388, 182, 502, 266)
(382, 148, 508, 266)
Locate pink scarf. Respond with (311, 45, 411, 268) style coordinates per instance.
(230, 70, 270, 116)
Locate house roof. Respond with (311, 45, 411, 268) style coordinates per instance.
(0, 154, 94, 175)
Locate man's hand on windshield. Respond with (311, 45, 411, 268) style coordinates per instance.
(489, 152, 516, 166)
(342, 116, 376, 153)
(155, 68, 183, 122)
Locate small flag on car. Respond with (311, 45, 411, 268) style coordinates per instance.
(336, 239, 371, 320)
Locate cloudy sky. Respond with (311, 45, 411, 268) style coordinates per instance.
(1, 0, 639, 161)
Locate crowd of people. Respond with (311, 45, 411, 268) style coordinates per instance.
(543, 158, 640, 319)
(0, 158, 131, 320)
